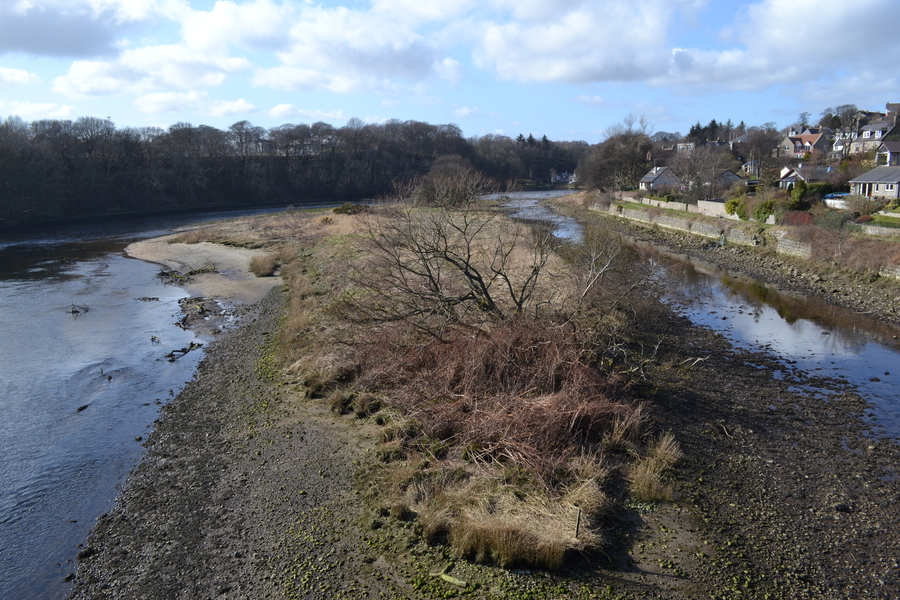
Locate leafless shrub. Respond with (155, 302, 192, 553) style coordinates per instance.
(249, 252, 279, 277)
(844, 194, 886, 215)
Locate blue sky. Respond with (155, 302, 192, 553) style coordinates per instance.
(1, 0, 898, 143)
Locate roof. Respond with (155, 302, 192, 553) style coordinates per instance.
(778, 166, 832, 183)
(849, 166, 900, 184)
(860, 122, 894, 132)
(639, 166, 673, 182)
(878, 141, 900, 152)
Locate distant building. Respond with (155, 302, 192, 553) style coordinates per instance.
(849, 166, 900, 199)
(639, 166, 681, 191)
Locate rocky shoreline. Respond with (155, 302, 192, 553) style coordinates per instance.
(68, 212, 900, 599)
(591, 206, 900, 327)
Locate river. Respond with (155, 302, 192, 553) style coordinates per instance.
(0, 206, 299, 599)
(4, 197, 900, 598)
(507, 192, 900, 440)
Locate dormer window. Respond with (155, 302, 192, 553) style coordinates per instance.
(864, 131, 871, 138)
(876, 130, 882, 138)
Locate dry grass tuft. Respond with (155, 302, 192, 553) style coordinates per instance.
(170, 229, 210, 244)
(287, 352, 356, 398)
(249, 252, 279, 277)
(628, 431, 682, 503)
(406, 475, 600, 570)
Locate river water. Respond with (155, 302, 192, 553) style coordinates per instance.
(507, 193, 900, 440)
(4, 197, 900, 598)
(0, 207, 298, 599)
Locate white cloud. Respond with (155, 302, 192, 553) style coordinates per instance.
(0, 67, 40, 86)
(472, 0, 688, 83)
(181, 0, 293, 53)
(268, 104, 348, 121)
(134, 90, 209, 113)
(371, 0, 475, 24)
(0, 100, 73, 119)
(434, 57, 462, 85)
(655, 0, 900, 91)
(133, 90, 256, 116)
(52, 45, 251, 97)
(253, 5, 441, 94)
(209, 98, 257, 117)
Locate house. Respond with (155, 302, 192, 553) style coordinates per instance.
(849, 166, 900, 199)
(709, 169, 743, 188)
(849, 123, 895, 154)
(786, 125, 830, 137)
(876, 142, 900, 166)
(639, 166, 681, 191)
(777, 165, 833, 190)
(780, 134, 830, 158)
(742, 160, 758, 176)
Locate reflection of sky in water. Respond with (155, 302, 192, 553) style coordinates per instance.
(671, 271, 900, 440)
(499, 192, 582, 241)
(491, 193, 900, 440)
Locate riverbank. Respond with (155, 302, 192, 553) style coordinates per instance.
(126, 236, 281, 337)
(69, 208, 900, 599)
(560, 193, 900, 327)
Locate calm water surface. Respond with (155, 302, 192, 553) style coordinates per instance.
(510, 194, 900, 439)
(0, 206, 305, 599)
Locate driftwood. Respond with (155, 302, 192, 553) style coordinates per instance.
(67, 304, 90, 315)
(157, 262, 216, 284)
(165, 341, 203, 362)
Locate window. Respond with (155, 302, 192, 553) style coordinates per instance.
(864, 131, 871, 138)
(888, 184, 895, 191)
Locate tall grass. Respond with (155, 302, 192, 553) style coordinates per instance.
(628, 432, 683, 503)
(227, 204, 664, 571)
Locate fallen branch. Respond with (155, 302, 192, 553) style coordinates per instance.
(165, 341, 203, 361)
(67, 304, 90, 315)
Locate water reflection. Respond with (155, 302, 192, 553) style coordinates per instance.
(501, 192, 900, 440)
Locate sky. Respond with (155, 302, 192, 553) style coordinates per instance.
(1, 0, 898, 143)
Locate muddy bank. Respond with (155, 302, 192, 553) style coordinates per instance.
(588, 205, 900, 326)
(68, 289, 404, 599)
(69, 212, 900, 599)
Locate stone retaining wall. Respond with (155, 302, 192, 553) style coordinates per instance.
(634, 197, 737, 219)
(863, 225, 900, 238)
(775, 238, 813, 259)
(600, 203, 900, 279)
(602, 204, 756, 246)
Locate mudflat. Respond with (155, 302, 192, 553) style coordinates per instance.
(70, 211, 900, 599)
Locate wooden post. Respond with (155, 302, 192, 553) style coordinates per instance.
(575, 508, 582, 539)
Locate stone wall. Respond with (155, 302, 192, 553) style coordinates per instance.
(775, 237, 813, 259)
(863, 225, 900, 238)
(600, 204, 756, 246)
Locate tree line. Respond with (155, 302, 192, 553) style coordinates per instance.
(0, 115, 587, 225)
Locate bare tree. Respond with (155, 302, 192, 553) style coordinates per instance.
(349, 165, 561, 338)
(667, 146, 733, 202)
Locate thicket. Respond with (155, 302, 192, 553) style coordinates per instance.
(0, 116, 586, 225)
(240, 167, 679, 571)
